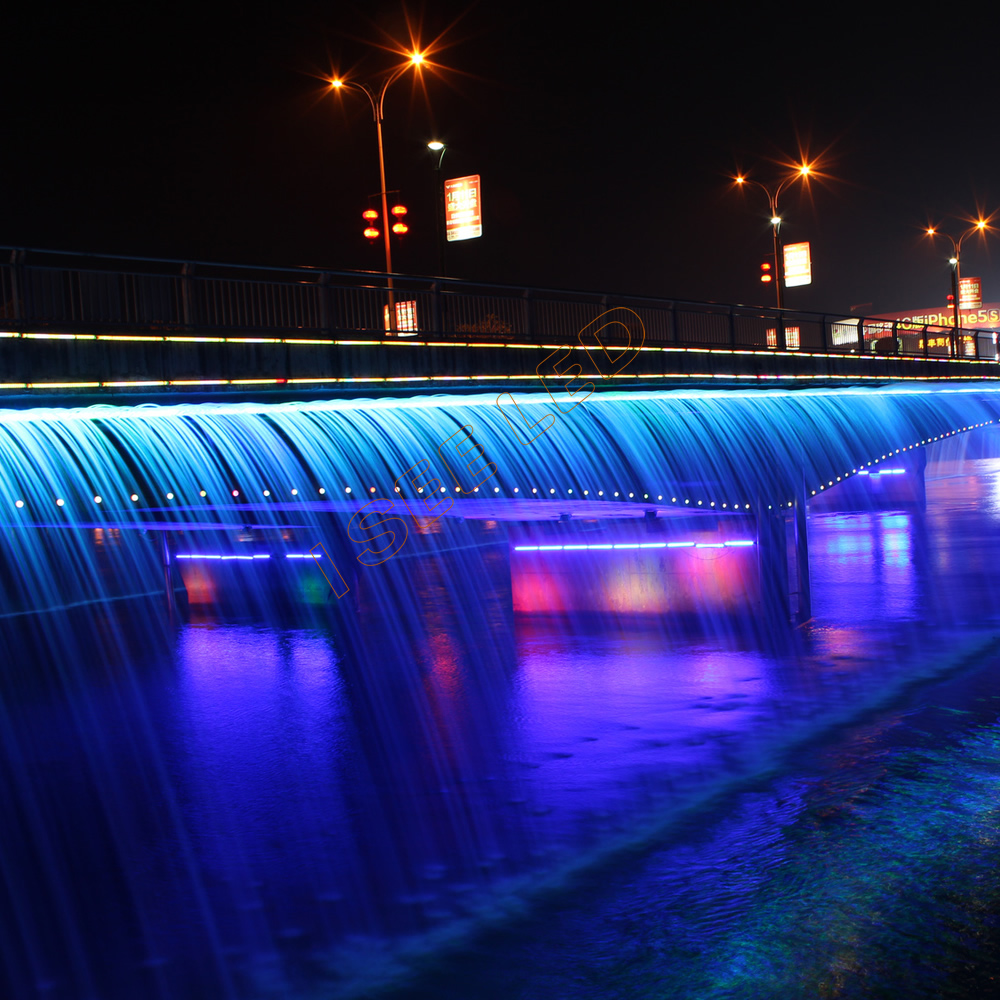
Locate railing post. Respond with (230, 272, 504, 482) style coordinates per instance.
(669, 303, 678, 344)
(317, 271, 332, 336)
(8, 249, 25, 327)
(181, 262, 196, 329)
(857, 318, 865, 354)
(776, 312, 787, 351)
(431, 280, 443, 334)
(522, 288, 534, 340)
(729, 307, 737, 348)
(923, 325, 930, 359)
(820, 314, 828, 352)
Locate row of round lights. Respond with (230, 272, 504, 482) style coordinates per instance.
(8, 484, 756, 510)
(806, 422, 993, 498)
(8, 422, 992, 511)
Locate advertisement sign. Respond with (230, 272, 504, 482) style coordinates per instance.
(870, 302, 1000, 329)
(383, 300, 418, 333)
(783, 241, 812, 287)
(445, 175, 482, 242)
(959, 277, 982, 310)
(766, 326, 801, 349)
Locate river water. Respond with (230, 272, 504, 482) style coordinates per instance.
(2, 447, 1000, 999)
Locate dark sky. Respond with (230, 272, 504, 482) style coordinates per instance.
(4, 2, 1000, 315)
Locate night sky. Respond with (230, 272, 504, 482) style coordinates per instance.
(5, 3, 1000, 315)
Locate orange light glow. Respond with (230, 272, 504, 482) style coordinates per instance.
(330, 79, 344, 89)
(363, 227, 380, 240)
(362, 209, 379, 220)
(391, 222, 409, 235)
(735, 175, 745, 184)
(410, 51, 424, 66)
(390, 205, 408, 216)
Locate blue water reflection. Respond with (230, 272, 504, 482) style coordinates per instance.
(4, 445, 1000, 997)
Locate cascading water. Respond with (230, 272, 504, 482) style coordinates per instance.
(3, 385, 1000, 999)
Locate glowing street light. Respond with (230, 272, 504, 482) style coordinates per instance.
(329, 51, 426, 331)
(925, 218, 992, 330)
(427, 139, 448, 275)
(734, 162, 813, 308)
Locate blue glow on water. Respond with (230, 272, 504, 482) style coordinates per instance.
(3, 388, 1000, 997)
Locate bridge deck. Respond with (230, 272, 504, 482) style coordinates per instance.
(3, 247, 1000, 404)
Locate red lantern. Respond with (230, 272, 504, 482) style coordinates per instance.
(390, 204, 407, 217)
(363, 227, 380, 241)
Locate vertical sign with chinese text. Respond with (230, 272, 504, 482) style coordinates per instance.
(445, 175, 482, 242)
(783, 242, 812, 287)
(959, 277, 982, 310)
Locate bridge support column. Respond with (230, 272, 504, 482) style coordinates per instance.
(912, 446, 927, 510)
(794, 474, 811, 623)
(756, 503, 790, 624)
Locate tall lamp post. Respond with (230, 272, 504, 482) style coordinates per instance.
(330, 52, 425, 332)
(735, 164, 812, 309)
(427, 140, 447, 276)
(925, 219, 989, 331)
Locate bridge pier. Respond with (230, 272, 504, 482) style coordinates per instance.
(794, 474, 811, 623)
(756, 503, 791, 625)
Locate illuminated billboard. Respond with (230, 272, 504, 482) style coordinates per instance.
(445, 174, 482, 242)
(783, 241, 811, 287)
(871, 301, 999, 329)
(959, 277, 982, 310)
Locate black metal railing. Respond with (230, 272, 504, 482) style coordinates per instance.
(2, 246, 998, 362)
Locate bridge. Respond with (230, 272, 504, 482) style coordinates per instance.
(3, 247, 1000, 404)
(3, 247, 1000, 629)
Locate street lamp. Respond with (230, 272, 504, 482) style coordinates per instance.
(925, 219, 990, 331)
(734, 163, 812, 308)
(427, 140, 447, 275)
(330, 51, 425, 332)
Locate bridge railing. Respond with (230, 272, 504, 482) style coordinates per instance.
(2, 247, 998, 362)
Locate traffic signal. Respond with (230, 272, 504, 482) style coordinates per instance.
(760, 261, 773, 284)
